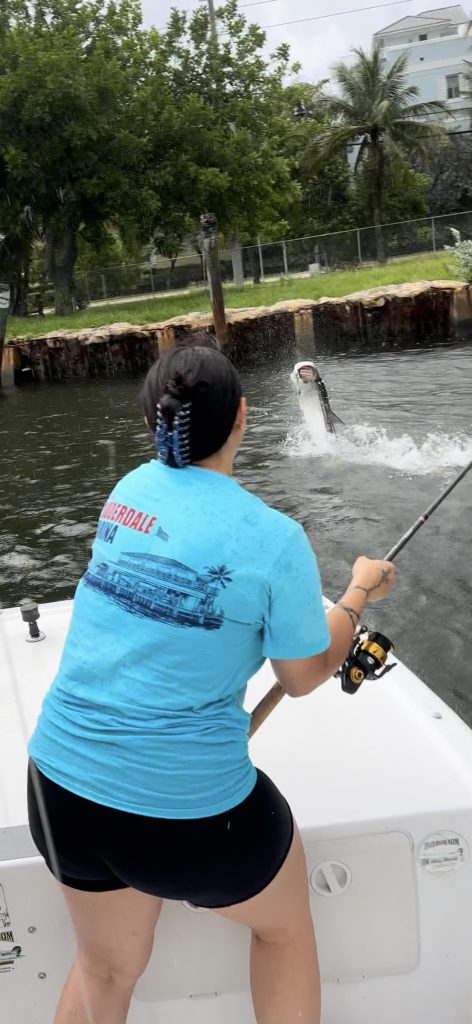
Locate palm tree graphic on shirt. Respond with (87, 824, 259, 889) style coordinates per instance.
(198, 565, 233, 618)
(205, 565, 234, 589)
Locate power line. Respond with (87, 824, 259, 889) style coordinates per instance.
(259, 0, 420, 30)
(241, 0, 452, 27)
(160, 0, 419, 31)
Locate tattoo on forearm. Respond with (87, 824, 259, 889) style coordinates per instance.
(348, 584, 369, 597)
(337, 602, 360, 631)
(349, 568, 392, 600)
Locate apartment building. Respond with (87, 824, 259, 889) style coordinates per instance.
(373, 6, 472, 131)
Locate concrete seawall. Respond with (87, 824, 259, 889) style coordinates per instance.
(3, 281, 472, 384)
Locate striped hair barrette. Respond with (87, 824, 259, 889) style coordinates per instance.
(156, 402, 192, 467)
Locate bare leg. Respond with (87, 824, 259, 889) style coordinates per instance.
(54, 885, 162, 1024)
(54, 959, 134, 1024)
(249, 915, 319, 1023)
(215, 825, 320, 1024)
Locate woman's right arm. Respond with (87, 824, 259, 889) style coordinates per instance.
(271, 557, 397, 697)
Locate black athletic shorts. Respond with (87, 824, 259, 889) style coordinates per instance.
(27, 761, 294, 908)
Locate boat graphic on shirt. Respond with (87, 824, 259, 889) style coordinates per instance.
(83, 552, 232, 630)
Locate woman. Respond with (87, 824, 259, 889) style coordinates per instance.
(28, 345, 396, 1024)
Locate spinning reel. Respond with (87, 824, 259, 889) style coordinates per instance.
(336, 628, 396, 694)
(250, 460, 472, 733)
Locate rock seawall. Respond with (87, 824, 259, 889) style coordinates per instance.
(3, 281, 472, 384)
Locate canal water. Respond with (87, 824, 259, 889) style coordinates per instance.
(1, 345, 471, 720)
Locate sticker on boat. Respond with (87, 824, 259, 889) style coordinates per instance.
(0, 941, 22, 974)
(0, 885, 12, 932)
(418, 830, 469, 873)
(0, 884, 22, 973)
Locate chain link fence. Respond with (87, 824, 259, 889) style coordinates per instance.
(249, 209, 472, 281)
(75, 252, 207, 305)
(33, 208, 472, 310)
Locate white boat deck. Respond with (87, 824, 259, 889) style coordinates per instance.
(1, 597, 472, 1022)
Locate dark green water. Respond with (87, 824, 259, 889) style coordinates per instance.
(1, 346, 471, 720)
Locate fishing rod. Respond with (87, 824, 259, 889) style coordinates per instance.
(249, 459, 472, 734)
(384, 458, 472, 562)
(339, 457, 472, 695)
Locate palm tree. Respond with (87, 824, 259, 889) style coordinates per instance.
(310, 45, 447, 262)
(205, 565, 233, 589)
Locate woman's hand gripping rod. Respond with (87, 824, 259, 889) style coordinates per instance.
(249, 460, 472, 735)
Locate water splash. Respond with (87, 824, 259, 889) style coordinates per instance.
(283, 423, 472, 475)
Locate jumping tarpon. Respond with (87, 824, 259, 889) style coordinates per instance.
(290, 361, 344, 437)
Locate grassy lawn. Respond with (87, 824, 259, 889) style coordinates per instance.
(6, 251, 455, 340)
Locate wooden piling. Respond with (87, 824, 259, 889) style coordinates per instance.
(200, 213, 227, 349)
(1, 343, 22, 387)
(0, 284, 11, 386)
(294, 308, 316, 360)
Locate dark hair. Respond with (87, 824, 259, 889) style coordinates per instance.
(142, 346, 242, 467)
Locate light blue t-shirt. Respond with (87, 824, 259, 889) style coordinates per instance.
(29, 461, 330, 818)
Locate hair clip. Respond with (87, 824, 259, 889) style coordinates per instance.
(156, 405, 171, 463)
(155, 402, 192, 467)
(171, 403, 192, 467)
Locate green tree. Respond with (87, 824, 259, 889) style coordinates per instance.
(0, 0, 157, 314)
(0, 0, 301, 311)
(0, 3, 36, 313)
(0, 205, 36, 315)
(353, 156, 429, 225)
(146, 2, 299, 255)
(151, 215, 194, 290)
(416, 135, 472, 215)
(310, 45, 446, 261)
(282, 82, 354, 238)
(74, 228, 143, 277)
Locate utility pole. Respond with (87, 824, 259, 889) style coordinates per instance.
(207, 0, 218, 43)
(200, 213, 227, 349)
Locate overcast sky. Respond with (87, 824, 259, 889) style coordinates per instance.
(141, 0, 426, 81)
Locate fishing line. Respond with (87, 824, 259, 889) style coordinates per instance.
(338, 459, 472, 691)
(250, 459, 472, 726)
